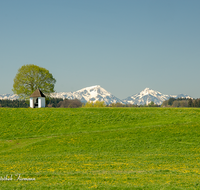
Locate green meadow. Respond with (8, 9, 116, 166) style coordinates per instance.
(0, 107, 200, 189)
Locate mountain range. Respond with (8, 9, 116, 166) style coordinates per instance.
(124, 88, 191, 105)
(0, 85, 191, 105)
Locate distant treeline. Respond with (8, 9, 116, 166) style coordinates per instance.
(82, 101, 159, 107)
(0, 98, 83, 108)
(47, 98, 82, 108)
(1, 97, 200, 108)
(46, 97, 63, 107)
(108, 102, 159, 107)
(0, 99, 29, 108)
(0, 98, 149, 108)
(162, 98, 200, 107)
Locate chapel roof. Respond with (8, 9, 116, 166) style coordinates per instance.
(30, 89, 46, 98)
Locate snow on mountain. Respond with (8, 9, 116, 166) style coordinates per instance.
(0, 86, 192, 105)
(175, 94, 191, 99)
(51, 85, 123, 105)
(0, 94, 19, 100)
(123, 88, 191, 105)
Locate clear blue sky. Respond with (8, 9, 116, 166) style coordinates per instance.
(0, 0, 200, 99)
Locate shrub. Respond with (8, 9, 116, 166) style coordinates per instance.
(83, 101, 106, 107)
(57, 99, 82, 108)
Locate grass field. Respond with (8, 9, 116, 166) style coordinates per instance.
(0, 107, 200, 189)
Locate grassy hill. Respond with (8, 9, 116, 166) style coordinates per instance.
(0, 107, 200, 189)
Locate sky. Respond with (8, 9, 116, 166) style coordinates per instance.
(0, 0, 200, 99)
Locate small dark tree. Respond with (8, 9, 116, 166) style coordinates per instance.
(46, 97, 63, 107)
(172, 100, 180, 107)
(188, 99, 193, 107)
(193, 99, 199, 107)
(162, 100, 168, 107)
(148, 101, 155, 107)
(57, 99, 82, 108)
(168, 98, 176, 106)
(179, 100, 188, 107)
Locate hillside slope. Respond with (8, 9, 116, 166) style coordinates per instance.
(0, 108, 200, 189)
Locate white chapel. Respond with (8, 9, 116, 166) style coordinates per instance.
(30, 89, 46, 108)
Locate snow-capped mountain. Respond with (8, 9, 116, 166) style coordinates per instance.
(0, 94, 19, 100)
(0, 86, 191, 105)
(123, 88, 191, 105)
(51, 85, 123, 105)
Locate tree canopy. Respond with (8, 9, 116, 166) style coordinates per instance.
(12, 64, 56, 99)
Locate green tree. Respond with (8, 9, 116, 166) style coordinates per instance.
(168, 98, 176, 106)
(148, 101, 155, 107)
(82, 101, 106, 107)
(193, 99, 199, 107)
(93, 101, 106, 107)
(161, 100, 168, 107)
(83, 101, 94, 107)
(12, 64, 56, 99)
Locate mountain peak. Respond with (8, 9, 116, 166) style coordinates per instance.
(77, 85, 106, 93)
(139, 88, 160, 97)
(141, 88, 151, 95)
(82, 85, 101, 90)
(50, 85, 122, 104)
